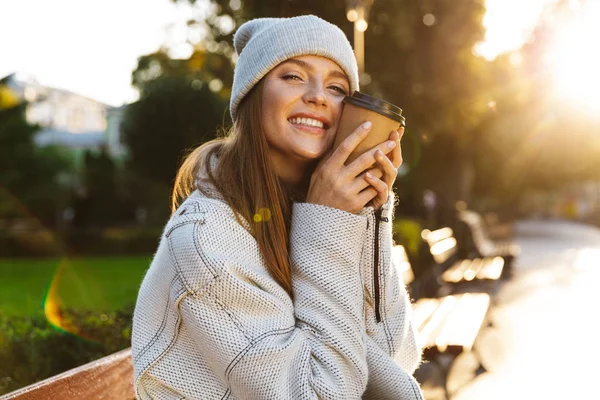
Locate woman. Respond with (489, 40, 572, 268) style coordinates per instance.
(132, 15, 423, 400)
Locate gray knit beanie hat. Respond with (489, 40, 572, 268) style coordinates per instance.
(230, 15, 359, 121)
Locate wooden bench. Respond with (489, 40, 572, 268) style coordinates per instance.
(421, 227, 504, 296)
(0, 348, 135, 400)
(393, 245, 491, 399)
(456, 209, 520, 278)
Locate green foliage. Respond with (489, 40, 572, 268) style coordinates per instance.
(0, 226, 161, 258)
(71, 148, 128, 228)
(393, 218, 422, 260)
(121, 76, 228, 224)
(0, 307, 132, 395)
(132, 50, 233, 99)
(0, 103, 71, 224)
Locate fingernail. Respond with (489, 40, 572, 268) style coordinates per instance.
(387, 141, 396, 149)
(363, 121, 372, 129)
(366, 172, 374, 179)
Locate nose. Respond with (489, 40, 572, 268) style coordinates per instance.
(303, 83, 327, 107)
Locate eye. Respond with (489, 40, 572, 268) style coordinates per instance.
(282, 74, 303, 82)
(329, 85, 348, 95)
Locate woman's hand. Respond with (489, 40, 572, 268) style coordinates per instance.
(363, 128, 404, 209)
(306, 121, 399, 214)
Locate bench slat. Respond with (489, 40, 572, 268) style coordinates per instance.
(443, 260, 470, 283)
(412, 298, 441, 331)
(0, 348, 134, 400)
(443, 257, 504, 283)
(392, 245, 414, 285)
(463, 258, 484, 281)
(433, 293, 490, 354)
(429, 237, 457, 265)
(418, 296, 459, 350)
(477, 257, 504, 280)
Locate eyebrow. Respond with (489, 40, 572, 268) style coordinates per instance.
(282, 58, 349, 82)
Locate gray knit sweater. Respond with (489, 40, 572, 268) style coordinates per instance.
(131, 181, 423, 399)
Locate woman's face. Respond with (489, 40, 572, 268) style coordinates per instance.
(260, 55, 350, 173)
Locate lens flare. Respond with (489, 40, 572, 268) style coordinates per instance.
(253, 207, 272, 223)
(43, 258, 82, 336)
(0, 185, 98, 340)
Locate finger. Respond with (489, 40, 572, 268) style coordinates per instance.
(347, 139, 397, 177)
(329, 121, 372, 167)
(354, 167, 384, 192)
(389, 128, 404, 169)
(356, 185, 379, 208)
(364, 171, 389, 208)
(374, 149, 398, 188)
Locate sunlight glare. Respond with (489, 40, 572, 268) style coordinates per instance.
(546, 3, 600, 113)
(475, 0, 552, 60)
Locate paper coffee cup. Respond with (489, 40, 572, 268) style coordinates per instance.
(333, 91, 405, 165)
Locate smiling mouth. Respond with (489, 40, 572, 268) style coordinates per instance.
(287, 117, 329, 130)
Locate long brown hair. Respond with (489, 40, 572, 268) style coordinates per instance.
(171, 80, 298, 297)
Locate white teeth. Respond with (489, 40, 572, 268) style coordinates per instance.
(288, 117, 324, 128)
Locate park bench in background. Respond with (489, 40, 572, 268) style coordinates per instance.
(456, 209, 520, 278)
(420, 227, 504, 296)
(393, 245, 491, 399)
(0, 348, 134, 400)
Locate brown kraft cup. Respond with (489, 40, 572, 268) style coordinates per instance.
(333, 91, 405, 165)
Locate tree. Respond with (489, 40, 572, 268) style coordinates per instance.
(471, 0, 600, 208)
(132, 49, 233, 100)
(72, 148, 121, 228)
(0, 100, 71, 225)
(121, 75, 227, 223)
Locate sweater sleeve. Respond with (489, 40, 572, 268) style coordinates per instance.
(176, 203, 370, 399)
(361, 193, 423, 390)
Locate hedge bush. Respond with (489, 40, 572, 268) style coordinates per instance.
(0, 306, 133, 395)
(0, 227, 162, 258)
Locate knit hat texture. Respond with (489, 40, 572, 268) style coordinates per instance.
(230, 15, 359, 121)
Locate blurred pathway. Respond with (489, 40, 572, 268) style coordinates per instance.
(445, 220, 600, 399)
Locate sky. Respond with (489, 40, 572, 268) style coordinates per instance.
(0, 0, 199, 106)
(0, 0, 554, 107)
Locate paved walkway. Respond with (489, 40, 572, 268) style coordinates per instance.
(421, 219, 600, 399)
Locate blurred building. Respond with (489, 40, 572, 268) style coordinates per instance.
(1, 73, 127, 168)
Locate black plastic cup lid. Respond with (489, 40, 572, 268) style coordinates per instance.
(343, 91, 405, 127)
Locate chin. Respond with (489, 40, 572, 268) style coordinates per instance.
(294, 145, 330, 160)
(293, 139, 334, 160)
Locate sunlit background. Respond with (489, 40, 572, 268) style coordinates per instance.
(544, 1, 600, 113)
(479, 0, 600, 115)
(0, 0, 567, 106)
(2, 0, 597, 113)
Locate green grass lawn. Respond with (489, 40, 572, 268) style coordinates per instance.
(0, 256, 152, 316)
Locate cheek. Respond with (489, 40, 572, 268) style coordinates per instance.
(263, 84, 295, 120)
(331, 99, 345, 127)
(261, 88, 282, 130)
